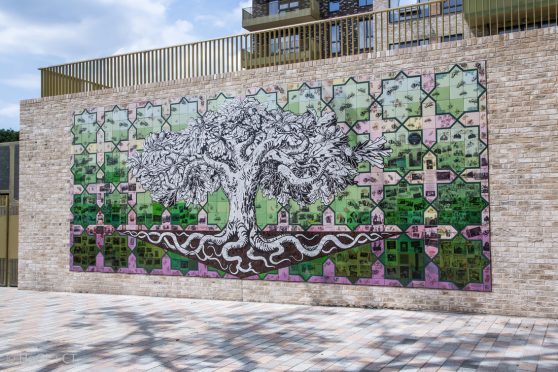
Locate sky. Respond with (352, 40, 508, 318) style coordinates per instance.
(0, 0, 251, 130)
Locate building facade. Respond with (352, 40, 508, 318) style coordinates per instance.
(241, 0, 555, 69)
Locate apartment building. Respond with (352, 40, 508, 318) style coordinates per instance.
(241, 0, 556, 68)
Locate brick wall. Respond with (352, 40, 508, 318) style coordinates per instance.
(19, 28, 558, 318)
(318, 0, 374, 18)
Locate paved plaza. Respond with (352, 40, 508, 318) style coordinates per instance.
(0, 288, 557, 371)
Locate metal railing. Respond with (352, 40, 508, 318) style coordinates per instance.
(40, 0, 558, 97)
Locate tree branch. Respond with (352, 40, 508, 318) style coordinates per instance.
(203, 153, 233, 175)
(262, 150, 296, 166)
(277, 159, 333, 186)
(281, 135, 309, 156)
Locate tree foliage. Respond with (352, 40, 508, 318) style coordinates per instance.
(0, 129, 19, 143)
(129, 98, 390, 209)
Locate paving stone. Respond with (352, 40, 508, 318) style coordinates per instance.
(0, 288, 558, 371)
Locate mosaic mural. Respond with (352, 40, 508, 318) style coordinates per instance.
(70, 62, 491, 291)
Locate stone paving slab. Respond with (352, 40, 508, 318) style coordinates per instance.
(0, 288, 557, 372)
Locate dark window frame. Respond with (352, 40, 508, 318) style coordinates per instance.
(330, 24, 341, 54)
(388, 38, 429, 50)
(442, 0, 463, 14)
(270, 34, 301, 54)
(389, 0, 430, 23)
(358, 19, 375, 50)
(442, 34, 463, 42)
(279, 0, 300, 13)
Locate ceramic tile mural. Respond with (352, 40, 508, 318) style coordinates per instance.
(70, 62, 491, 291)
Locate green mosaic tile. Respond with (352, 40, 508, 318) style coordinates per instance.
(206, 188, 229, 229)
(377, 72, 426, 124)
(380, 181, 427, 230)
(168, 201, 200, 227)
(207, 93, 234, 112)
(103, 150, 128, 186)
(289, 257, 327, 280)
(255, 191, 281, 229)
(331, 244, 375, 282)
(168, 251, 198, 274)
(431, 65, 486, 119)
(329, 78, 372, 126)
(72, 153, 99, 187)
(103, 234, 130, 270)
(71, 192, 98, 228)
(248, 89, 279, 110)
(135, 192, 163, 228)
(283, 84, 326, 114)
(432, 121, 486, 174)
(329, 185, 375, 230)
(381, 236, 425, 285)
(135, 240, 165, 272)
(102, 106, 132, 144)
(168, 98, 200, 132)
(434, 234, 488, 288)
(384, 126, 426, 177)
(71, 233, 99, 270)
(73, 111, 98, 147)
(432, 178, 487, 231)
(101, 189, 130, 227)
(135, 103, 165, 139)
(347, 130, 371, 173)
(287, 200, 325, 229)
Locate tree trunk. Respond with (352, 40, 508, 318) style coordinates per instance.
(222, 175, 258, 240)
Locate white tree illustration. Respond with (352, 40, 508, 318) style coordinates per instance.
(127, 98, 391, 274)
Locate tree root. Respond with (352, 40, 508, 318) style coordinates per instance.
(125, 230, 388, 276)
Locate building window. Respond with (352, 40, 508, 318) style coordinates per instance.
(442, 34, 463, 42)
(270, 34, 300, 54)
(359, 0, 373, 6)
(331, 24, 341, 54)
(329, 0, 340, 13)
(279, 1, 300, 13)
(388, 38, 429, 50)
(269, 0, 279, 15)
(442, 0, 463, 14)
(359, 19, 374, 50)
(389, 0, 430, 22)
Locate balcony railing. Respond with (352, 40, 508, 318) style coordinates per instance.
(40, 0, 558, 97)
(242, 0, 321, 31)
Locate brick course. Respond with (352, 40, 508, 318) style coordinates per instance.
(19, 28, 558, 318)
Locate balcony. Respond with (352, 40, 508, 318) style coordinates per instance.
(464, 0, 557, 32)
(241, 37, 322, 69)
(242, 0, 321, 31)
